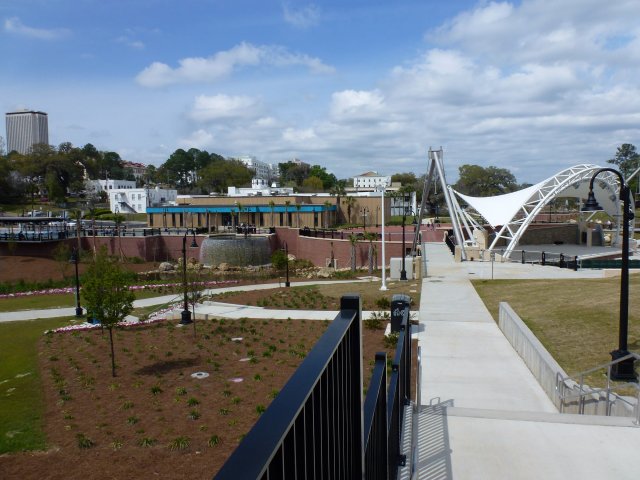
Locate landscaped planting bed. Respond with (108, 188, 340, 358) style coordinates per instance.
(0, 316, 396, 479)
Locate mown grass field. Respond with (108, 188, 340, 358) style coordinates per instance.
(0, 316, 78, 453)
(472, 275, 640, 385)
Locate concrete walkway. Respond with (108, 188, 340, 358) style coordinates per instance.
(414, 243, 640, 480)
(0, 279, 375, 323)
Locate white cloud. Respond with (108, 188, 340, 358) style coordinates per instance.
(116, 36, 145, 50)
(179, 129, 215, 150)
(189, 94, 261, 122)
(330, 90, 385, 119)
(283, 3, 321, 28)
(4, 17, 70, 40)
(136, 42, 334, 87)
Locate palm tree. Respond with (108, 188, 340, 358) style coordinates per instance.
(364, 232, 377, 275)
(295, 203, 302, 228)
(342, 196, 356, 225)
(268, 200, 276, 227)
(323, 200, 332, 228)
(284, 200, 291, 227)
(348, 234, 359, 272)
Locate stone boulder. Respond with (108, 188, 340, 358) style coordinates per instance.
(159, 262, 175, 272)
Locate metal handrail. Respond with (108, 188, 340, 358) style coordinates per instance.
(555, 352, 640, 424)
(410, 346, 422, 480)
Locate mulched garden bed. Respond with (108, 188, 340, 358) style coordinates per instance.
(0, 317, 396, 479)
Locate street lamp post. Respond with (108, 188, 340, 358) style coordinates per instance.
(180, 230, 198, 325)
(581, 168, 636, 381)
(378, 187, 387, 290)
(70, 248, 83, 317)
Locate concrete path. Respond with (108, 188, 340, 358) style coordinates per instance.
(414, 243, 640, 480)
(0, 279, 375, 322)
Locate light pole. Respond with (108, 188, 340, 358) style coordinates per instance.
(180, 230, 198, 325)
(400, 207, 415, 281)
(70, 248, 83, 317)
(379, 187, 387, 290)
(581, 168, 636, 381)
(284, 241, 290, 287)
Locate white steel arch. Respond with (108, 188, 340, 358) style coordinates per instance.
(450, 164, 621, 259)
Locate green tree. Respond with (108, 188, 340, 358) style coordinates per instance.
(454, 164, 518, 196)
(348, 234, 359, 272)
(342, 196, 357, 224)
(284, 200, 291, 227)
(198, 159, 252, 194)
(608, 144, 640, 187)
(82, 249, 135, 377)
(301, 175, 324, 192)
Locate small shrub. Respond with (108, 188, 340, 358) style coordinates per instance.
(138, 437, 157, 447)
(231, 396, 241, 405)
(219, 408, 230, 416)
(127, 416, 139, 425)
(208, 435, 220, 447)
(253, 374, 262, 381)
(121, 401, 134, 410)
(375, 296, 391, 309)
(110, 439, 123, 450)
(168, 436, 190, 451)
(256, 404, 266, 415)
(76, 433, 95, 449)
(186, 397, 199, 406)
(175, 387, 187, 396)
(222, 389, 232, 397)
(151, 385, 163, 395)
(383, 332, 400, 349)
(188, 409, 201, 420)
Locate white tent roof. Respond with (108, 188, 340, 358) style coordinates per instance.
(452, 182, 545, 228)
(452, 169, 620, 229)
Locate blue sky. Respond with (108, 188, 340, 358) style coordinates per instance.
(2, 0, 640, 184)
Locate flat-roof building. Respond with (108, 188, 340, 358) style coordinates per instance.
(5, 110, 49, 154)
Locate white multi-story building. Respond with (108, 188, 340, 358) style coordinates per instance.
(237, 155, 272, 180)
(353, 171, 391, 189)
(5, 110, 49, 154)
(87, 179, 136, 193)
(109, 186, 177, 214)
(227, 178, 294, 197)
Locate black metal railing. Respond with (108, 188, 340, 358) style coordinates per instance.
(362, 301, 412, 480)
(364, 353, 388, 480)
(215, 295, 414, 480)
(444, 232, 456, 254)
(215, 295, 364, 479)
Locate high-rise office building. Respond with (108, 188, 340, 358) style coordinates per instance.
(5, 110, 49, 154)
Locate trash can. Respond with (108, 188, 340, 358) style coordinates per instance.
(390, 294, 411, 333)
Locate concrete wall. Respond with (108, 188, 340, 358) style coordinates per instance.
(498, 302, 637, 418)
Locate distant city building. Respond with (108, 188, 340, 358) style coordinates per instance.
(236, 155, 273, 180)
(290, 158, 310, 169)
(353, 171, 391, 189)
(87, 179, 136, 193)
(123, 161, 147, 180)
(109, 186, 177, 214)
(228, 178, 295, 197)
(5, 110, 49, 154)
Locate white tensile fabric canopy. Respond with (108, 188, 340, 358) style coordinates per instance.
(453, 182, 545, 228)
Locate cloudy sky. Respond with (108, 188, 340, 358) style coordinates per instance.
(2, 0, 640, 184)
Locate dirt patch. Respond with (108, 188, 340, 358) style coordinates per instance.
(0, 318, 395, 479)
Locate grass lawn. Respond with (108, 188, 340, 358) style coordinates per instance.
(472, 275, 640, 386)
(0, 316, 79, 453)
(0, 288, 184, 312)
